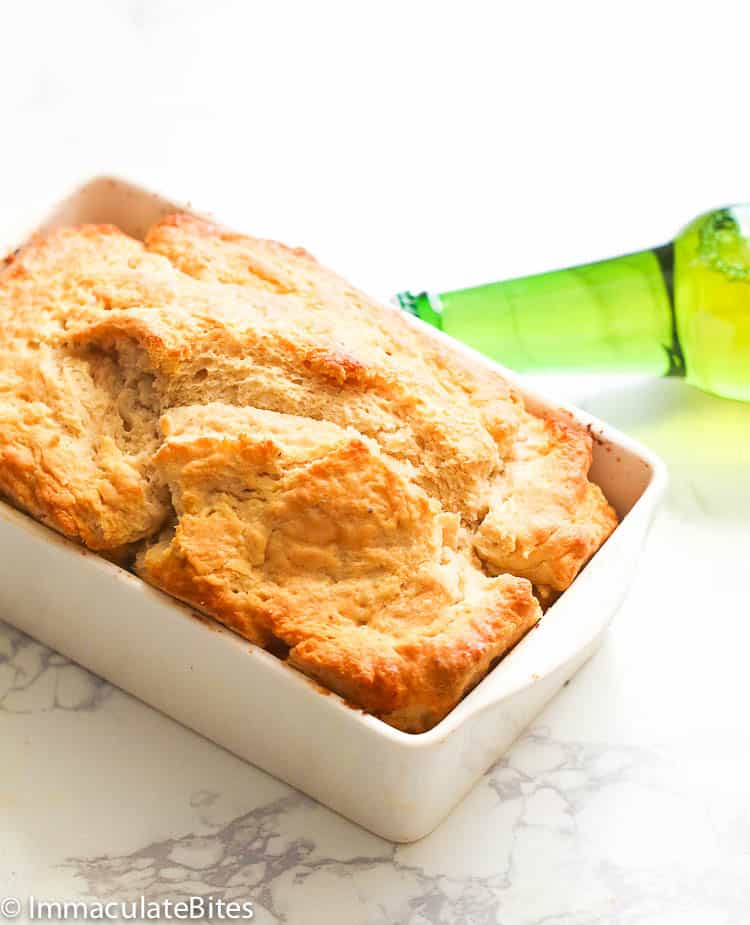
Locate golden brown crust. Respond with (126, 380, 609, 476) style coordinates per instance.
(0, 214, 617, 731)
(135, 403, 541, 731)
(474, 413, 618, 591)
(0, 225, 170, 549)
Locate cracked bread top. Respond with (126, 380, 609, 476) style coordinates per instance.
(0, 215, 617, 731)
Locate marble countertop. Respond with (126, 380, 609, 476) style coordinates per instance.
(2, 2, 750, 920)
(3, 376, 749, 924)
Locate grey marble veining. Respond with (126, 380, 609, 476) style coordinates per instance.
(0, 621, 111, 713)
(56, 725, 750, 924)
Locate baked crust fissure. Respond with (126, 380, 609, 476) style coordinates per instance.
(0, 216, 617, 732)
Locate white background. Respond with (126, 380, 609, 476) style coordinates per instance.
(3, 0, 750, 297)
(2, 3, 750, 923)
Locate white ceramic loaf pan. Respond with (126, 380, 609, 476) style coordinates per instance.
(0, 177, 667, 842)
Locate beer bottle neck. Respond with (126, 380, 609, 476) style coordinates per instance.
(398, 246, 685, 377)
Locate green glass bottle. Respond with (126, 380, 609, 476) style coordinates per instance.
(397, 205, 750, 402)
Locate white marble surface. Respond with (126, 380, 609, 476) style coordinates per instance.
(2, 3, 750, 922)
